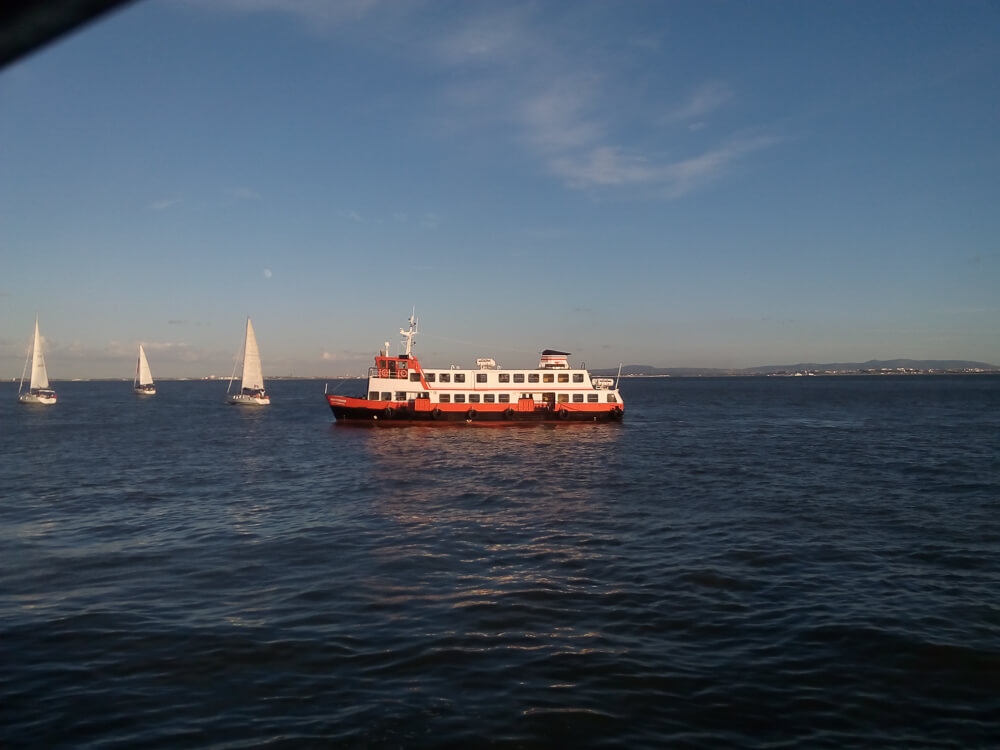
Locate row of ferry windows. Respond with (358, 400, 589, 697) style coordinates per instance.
(371, 391, 618, 404)
(405, 371, 585, 384)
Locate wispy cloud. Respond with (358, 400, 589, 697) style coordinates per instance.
(519, 83, 604, 152)
(549, 136, 780, 197)
(424, 10, 775, 199)
(187, 2, 779, 200)
(662, 81, 732, 124)
(197, 0, 383, 30)
(223, 186, 261, 202)
(168, 319, 209, 327)
(431, 5, 539, 67)
(149, 196, 182, 211)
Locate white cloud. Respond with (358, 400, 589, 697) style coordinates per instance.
(196, 0, 382, 29)
(424, 12, 773, 199)
(519, 83, 604, 152)
(663, 81, 732, 124)
(549, 146, 659, 188)
(224, 186, 261, 201)
(149, 196, 182, 211)
(548, 136, 780, 197)
(185, 3, 777, 201)
(431, 6, 538, 66)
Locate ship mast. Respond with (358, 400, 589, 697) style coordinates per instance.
(399, 309, 418, 357)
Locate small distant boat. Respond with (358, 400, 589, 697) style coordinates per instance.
(18, 317, 57, 405)
(227, 317, 270, 405)
(134, 344, 156, 395)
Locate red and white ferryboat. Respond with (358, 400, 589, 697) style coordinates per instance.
(326, 314, 624, 424)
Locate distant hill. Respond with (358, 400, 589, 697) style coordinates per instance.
(591, 359, 1000, 377)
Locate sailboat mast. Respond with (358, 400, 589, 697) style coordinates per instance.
(18, 325, 32, 396)
(227, 319, 246, 394)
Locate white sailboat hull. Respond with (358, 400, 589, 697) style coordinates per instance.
(134, 385, 156, 395)
(228, 393, 270, 406)
(19, 390, 57, 405)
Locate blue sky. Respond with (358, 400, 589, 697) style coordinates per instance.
(2, 0, 998, 378)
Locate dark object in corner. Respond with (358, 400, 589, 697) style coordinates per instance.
(0, 0, 136, 70)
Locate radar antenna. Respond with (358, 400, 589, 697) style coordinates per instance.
(400, 308, 419, 357)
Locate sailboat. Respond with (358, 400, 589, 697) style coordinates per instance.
(134, 344, 156, 395)
(227, 317, 270, 405)
(18, 317, 57, 405)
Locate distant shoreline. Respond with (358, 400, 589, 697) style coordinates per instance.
(5, 371, 999, 383)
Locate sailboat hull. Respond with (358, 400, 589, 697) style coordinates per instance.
(228, 394, 270, 406)
(19, 390, 57, 405)
(134, 386, 156, 395)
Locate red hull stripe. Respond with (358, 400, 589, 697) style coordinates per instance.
(326, 394, 623, 423)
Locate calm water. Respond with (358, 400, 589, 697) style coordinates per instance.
(1, 376, 998, 748)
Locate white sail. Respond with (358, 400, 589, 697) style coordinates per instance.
(240, 317, 265, 391)
(136, 345, 154, 386)
(30, 318, 49, 390)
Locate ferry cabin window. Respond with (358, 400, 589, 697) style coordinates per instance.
(513, 373, 525, 383)
(439, 373, 450, 383)
(558, 373, 569, 383)
(469, 394, 481, 403)
(439, 394, 451, 403)
(454, 394, 466, 403)
(425, 372, 436, 382)
(557, 393, 569, 403)
(498, 373, 510, 383)
(528, 373, 539, 383)
(498, 394, 510, 403)
(369, 391, 378, 400)
(484, 394, 495, 403)
(607, 394, 618, 403)
(454, 373, 466, 383)
(416, 393, 429, 400)
(587, 393, 598, 403)
(476, 373, 487, 383)
(395, 392, 406, 401)
(573, 373, 584, 383)
(409, 372, 421, 382)
(381, 392, 392, 401)
(543, 373, 554, 383)
(573, 394, 584, 402)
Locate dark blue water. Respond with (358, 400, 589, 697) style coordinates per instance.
(1, 376, 998, 748)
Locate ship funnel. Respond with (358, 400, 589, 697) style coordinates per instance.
(539, 349, 570, 369)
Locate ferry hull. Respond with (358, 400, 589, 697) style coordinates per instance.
(327, 395, 622, 424)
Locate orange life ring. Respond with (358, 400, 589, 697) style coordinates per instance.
(379, 368, 389, 378)
(397, 370, 407, 379)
